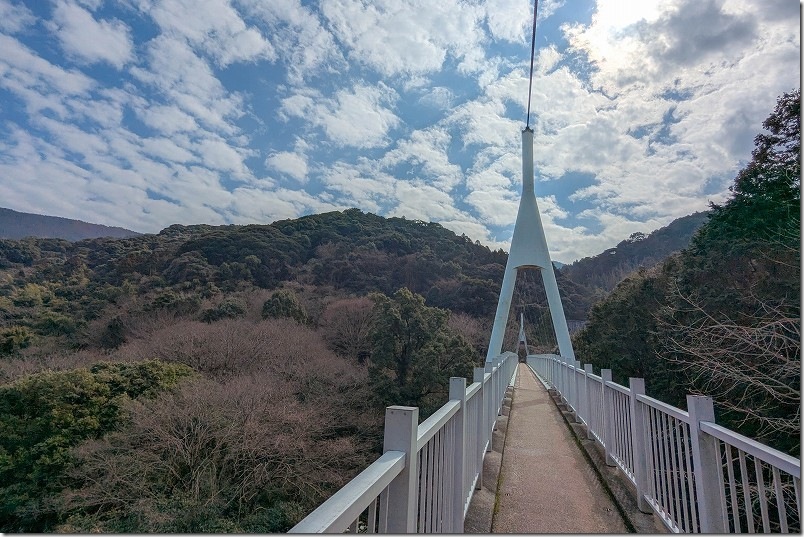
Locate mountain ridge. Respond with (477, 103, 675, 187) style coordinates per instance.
(0, 207, 140, 241)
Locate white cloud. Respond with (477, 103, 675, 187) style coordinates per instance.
(266, 151, 308, 182)
(0, 34, 94, 103)
(148, 0, 275, 66)
(418, 86, 455, 110)
(50, 0, 133, 69)
(130, 35, 245, 135)
(321, 0, 487, 77)
(390, 181, 467, 222)
(141, 137, 195, 163)
(135, 104, 200, 134)
(483, 0, 529, 43)
(320, 160, 399, 213)
(227, 186, 341, 224)
(281, 83, 400, 148)
(381, 127, 463, 190)
(198, 138, 250, 176)
(238, 0, 346, 86)
(0, 0, 35, 33)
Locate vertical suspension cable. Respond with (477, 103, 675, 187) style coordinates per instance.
(525, 0, 539, 129)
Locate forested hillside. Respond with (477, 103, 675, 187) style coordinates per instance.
(560, 211, 710, 292)
(0, 207, 140, 241)
(0, 206, 600, 532)
(574, 90, 801, 456)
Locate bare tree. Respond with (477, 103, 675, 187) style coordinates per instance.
(58, 370, 376, 532)
(320, 297, 374, 362)
(662, 289, 800, 446)
(447, 312, 489, 359)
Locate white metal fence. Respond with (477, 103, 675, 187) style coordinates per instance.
(289, 352, 518, 533)
(527, 353, 801, 534)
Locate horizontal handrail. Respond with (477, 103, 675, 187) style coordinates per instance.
(291, 352, 518, 533)
(635, 393, 690, 423)
(700, 420, 800, 477)
(417, 400, 460, 451)
(288, 451, 406, 533)
(604, 380, 631, 396)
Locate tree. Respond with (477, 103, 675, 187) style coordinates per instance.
(57, 375, 371, 533)
(201, 297, 246, 323)
(369, 288, 476, 418)
(261, 289, 308, 324)
(660, 92, 801, 455)
(661, 290, 800, 454)
(574, 90, 801, 456)
(320, 297, 374, 362)
(0, 327, 32, 356)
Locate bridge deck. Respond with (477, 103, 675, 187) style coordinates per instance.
(491, 363, 629, 533)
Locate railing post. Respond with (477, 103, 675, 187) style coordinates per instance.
(383, 406, 419, 533)
(573, 359, 582, 420)
(550, 355, 556, 386)
(473, 367, 486, 490)
(584, 364, 594, 440)
(628, 378, 652, 513)
(579, 363, 589, 425)
(687, 395, 727, 533)
(484, 361, 494, 450)
(449, 377, 467, 533)
(601, 369, 616, 466)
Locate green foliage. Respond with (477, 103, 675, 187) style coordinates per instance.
(0, 326, 32, 356)
(146, 290, 201, 315)
(369, 288, 476, 418)
(573, 264, 685, 407)
(0, 361, 194, 532)
(262, 289, 308, 324)
(12, 283, 47, 307)
(201, 297, 247, 322)
(99, 316, 126, 349)
(35, 312, 78, 337)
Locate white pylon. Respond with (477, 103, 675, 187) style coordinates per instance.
(485, 127, 575, 363)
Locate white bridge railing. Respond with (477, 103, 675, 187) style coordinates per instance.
(527, 353, 801, 534)
(289, 352, 518, 533)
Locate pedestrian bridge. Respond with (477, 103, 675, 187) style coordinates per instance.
(290, 353, 801, 534)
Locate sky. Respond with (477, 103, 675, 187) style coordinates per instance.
(0, 0, 799, 263)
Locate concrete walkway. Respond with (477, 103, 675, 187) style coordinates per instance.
(491, 363, 629, 534)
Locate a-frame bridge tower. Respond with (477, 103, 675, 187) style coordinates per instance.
(485, 127, 575, 364)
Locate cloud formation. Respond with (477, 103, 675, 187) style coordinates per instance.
(0, 0, 798, 263)
(49, 1, 133, 69)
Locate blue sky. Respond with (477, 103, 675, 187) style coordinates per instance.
(0, 0, 799, 262)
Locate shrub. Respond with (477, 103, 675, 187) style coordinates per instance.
(0, 327, 32, 356)
(261, 289, 308, 324)
(201, 297, 247, 323)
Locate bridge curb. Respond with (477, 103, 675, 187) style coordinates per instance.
(464, 383, 514, 533)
